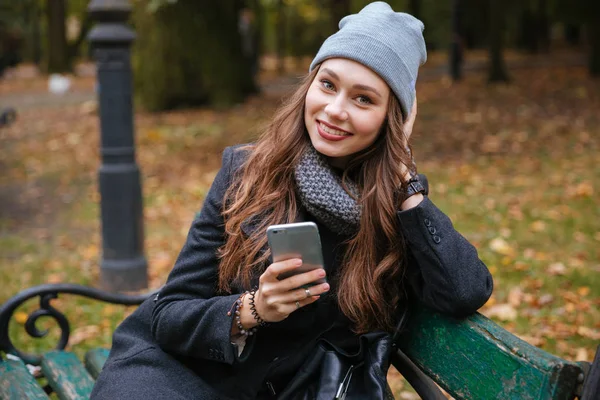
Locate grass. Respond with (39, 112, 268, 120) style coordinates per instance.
(1, 58, 599, 397)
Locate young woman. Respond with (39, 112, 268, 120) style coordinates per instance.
(91, 2, 492, 399)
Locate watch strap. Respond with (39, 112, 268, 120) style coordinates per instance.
(397, 174, 428, 204)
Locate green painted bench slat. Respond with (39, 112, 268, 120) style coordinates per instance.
(0, 358, 49, 400)
(41, 351, 95, 400)
(84, 348, 110, 379)
(399, 307, 583, 400)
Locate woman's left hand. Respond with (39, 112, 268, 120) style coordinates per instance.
(400, 100, 418, 182)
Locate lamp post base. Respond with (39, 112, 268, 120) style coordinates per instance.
(100, 256, 148, 292)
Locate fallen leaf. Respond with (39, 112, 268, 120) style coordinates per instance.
(577, 287, 590, 296)
(572, 182, 593, 198)
(69, 325, 101, 346)
(577, 326, 600, 340)
(46, 273, 64, 284)
(575, 348, 589, 361)
(489, 237, 515, 256)
(523, 248, 536, 259)
(483, 303, 517, 321)
(517, 335, 545, 347)
(536, 294, 554, 307)
(565, 303, 576, 313)
(15, 312, 28, 325)
(508, 287, 523, 307)
(547, 262, 567, 275)
(530, 220, 546, 232)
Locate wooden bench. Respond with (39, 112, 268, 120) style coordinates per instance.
(0, 284, 598, 399)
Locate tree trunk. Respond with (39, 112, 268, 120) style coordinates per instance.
(409, 0, 421, 20)
(275, 0, 286, 74)
(68, 15, 92, 63)
(248, 0, 263, 77)
(564, 24, 580, 46)
(47, 0, 69, 72)
(449, 0, 463, 81)
(329, 0, 350, 34)
(589, 19, 600, 77)
(517, 8, 538, 52)
(537, 0, 550, 52)
(488, 0, 509, 82)
(133, 0, 256, 111)
(32, 1, 42, 65)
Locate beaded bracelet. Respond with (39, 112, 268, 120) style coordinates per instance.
(249, 287, 268, 327)
(227, 292, 257, 336)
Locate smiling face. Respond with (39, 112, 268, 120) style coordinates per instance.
(304, 58, 391, 168)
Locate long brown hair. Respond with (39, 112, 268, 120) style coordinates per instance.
(218, 66, 414, 333)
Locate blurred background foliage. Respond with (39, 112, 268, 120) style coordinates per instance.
(1, 0, 599, 109)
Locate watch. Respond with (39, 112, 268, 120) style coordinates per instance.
(397, 174, 427, 203)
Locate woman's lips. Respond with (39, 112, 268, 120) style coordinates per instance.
(316, 121, 352, 142)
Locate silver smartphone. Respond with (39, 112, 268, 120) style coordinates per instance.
(266, 222, 326, 284)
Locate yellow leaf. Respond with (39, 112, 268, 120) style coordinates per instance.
(484, 297, 497, 307)
(577, 287, 590, 297)
(517, 335, 544, 347)
(146, 130, 162, 142)
(489, 237, 515, 256)
(577, 326, 600, 340)
(83, 244, 98, 260)
(571, 182, 593, 198)
(15, 312, 28, 325)
(47, 273, 63, 284)
(530, 220, 546, 232)
(575, 348, 589, 361)
(102, 305, 117, 317)
(482, 303, 517, 321)
(70, 325, 100, 347)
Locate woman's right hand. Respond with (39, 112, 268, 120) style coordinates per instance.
(240, 258, 330, 327)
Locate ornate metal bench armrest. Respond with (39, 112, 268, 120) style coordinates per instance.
(0, 283, 158, 365)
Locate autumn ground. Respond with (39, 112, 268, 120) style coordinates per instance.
(1, 51, 599, 398)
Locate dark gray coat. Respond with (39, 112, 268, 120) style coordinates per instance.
(91, 145, 492, 400)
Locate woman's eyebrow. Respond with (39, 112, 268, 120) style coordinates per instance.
(352, 84, 382, 98)
(320, 68, 382, 98)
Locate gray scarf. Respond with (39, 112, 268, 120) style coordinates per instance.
(294, 145, 361, 236)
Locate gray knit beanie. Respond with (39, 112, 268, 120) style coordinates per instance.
(309, 1, 427, 119)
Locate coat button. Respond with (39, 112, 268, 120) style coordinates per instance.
(428, 226, 437, 234)
(432, 235, 441, 244)
(424, 218, 431, 226)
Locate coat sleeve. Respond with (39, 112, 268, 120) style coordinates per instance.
(397, 195, 493, 317)
(150, 146, 254, 365)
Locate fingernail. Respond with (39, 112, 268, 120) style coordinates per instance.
(295, 259, 303, 266)
(318, 269, 326, 277)
(322, 283, 330, 291)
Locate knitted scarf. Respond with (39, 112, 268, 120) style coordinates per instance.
(294, 145, 361, 236)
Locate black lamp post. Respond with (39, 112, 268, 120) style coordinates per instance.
(87, 0, 147, 291)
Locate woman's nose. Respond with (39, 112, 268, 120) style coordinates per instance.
(324, 96, 348, 121)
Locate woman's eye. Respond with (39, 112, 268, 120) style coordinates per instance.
(321, 80, 335, 90)
(357, 95, 372, 105)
